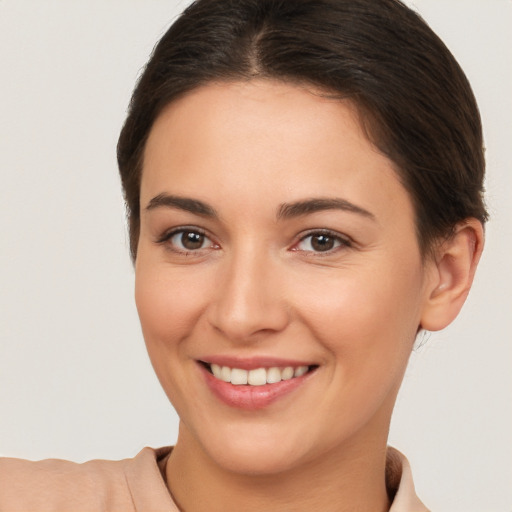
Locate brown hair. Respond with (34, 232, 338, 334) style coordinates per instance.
(117, 0, 487, 260)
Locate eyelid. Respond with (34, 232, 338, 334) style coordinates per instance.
(156, 225, 204, 243)
(291, 228, 353, 253)
(155, 225, 219, 251)
(155, 226, 351, 255)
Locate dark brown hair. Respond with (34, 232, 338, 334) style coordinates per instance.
(117, 0, 487, 260)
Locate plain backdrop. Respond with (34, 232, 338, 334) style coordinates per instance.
(0, 1, 510, 511)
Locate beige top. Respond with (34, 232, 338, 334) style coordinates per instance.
(0, 446, 429, 511)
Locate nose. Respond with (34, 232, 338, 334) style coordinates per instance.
(207, 249, 290, 343)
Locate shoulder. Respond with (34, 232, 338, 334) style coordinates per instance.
(0, 446, 175, 512)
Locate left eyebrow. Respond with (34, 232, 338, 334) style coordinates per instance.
(145, 193, 218, 218)
(277, 197, 375, 221)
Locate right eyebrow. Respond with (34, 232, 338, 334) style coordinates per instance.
(145, 193, 218, 218)
(277, 197, 376, 221)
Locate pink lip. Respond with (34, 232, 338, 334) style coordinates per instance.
(200, 355, 314, 370)
(198, 361, 316, 410)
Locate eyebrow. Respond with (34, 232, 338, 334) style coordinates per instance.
(145, 193, 218, 218)
(145, 193, 375, 222)
(277, 197, 375, 220)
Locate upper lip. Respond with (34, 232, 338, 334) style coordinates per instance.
(198, 355, 316, 370)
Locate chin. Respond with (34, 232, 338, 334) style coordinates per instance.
(207, 438, 307, 476)
(187, 421, 312, 476)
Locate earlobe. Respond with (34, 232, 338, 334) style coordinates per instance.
(420, 219, 484, 332)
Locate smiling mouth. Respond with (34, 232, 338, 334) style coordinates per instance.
(201, 362, 318, 386)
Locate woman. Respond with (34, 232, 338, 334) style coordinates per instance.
(0, 0, 488, 510)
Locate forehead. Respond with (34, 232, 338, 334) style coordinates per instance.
(141, 79, 413, 228)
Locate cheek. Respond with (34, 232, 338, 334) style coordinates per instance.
(298, 269, 424, 435)
(134, 262, 216, 416)
(295, 263, 424, 373)
(134, 264, 210, 354)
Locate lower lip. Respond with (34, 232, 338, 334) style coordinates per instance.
(200, 364, 313, 410)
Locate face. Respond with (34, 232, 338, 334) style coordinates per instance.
(136, 80, 435, 475)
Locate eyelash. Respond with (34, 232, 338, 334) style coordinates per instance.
(156, 226, 218, 254)
(293, 229, 352, 255)
(155, 227, 352, 255)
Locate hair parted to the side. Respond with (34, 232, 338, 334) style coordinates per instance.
(117, 0, 488, 261)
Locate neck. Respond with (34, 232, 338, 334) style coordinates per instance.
(165, 425, 391, 512)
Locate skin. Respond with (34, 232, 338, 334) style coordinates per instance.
(135, 80, 483, 511)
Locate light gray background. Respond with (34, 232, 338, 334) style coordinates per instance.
(0, 1, 510, 510)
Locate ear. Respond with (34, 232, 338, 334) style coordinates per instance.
(420, 218, 484, 331)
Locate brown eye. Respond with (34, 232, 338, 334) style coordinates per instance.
(310, 234, 335, 252)
(180, 231, 205, 250)
(165, 229, 213, 251)
(295, 231, 349, 253)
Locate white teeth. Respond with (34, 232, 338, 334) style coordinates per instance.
(208, 363, 311, 385)
(248, 368, 267, 386)
(230, 368, 248, 385)
(294, 365, 308, 377)
(281, 366, 294, 380)
(220, 366, 231, 382)
(266, 367, 282, 384)
(211, 363, 222, 379)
